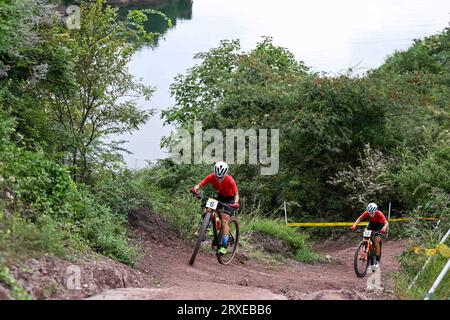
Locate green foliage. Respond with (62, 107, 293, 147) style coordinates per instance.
(1, 0, 449, 297)
(36, 0, 156, 181)
(378, 27, 449, 75)
(163, 38, 391, 216)
(136, 172, 199, 237)
(391, 131, 450, 209)
(328, 144, 394, 210)
(0, 257, 32, 300)
(0, 134, 137, 265)
(1, 147, 76, 216)
(0, 0, 171, 268)
(392, 152, 449, 299)
(240, 215, 320, 263)
(0, 209, 69, 259)
(92, 169, 146, 217)
(394, 230, 449, 300)
(161, 27, 450, 221)
(0, 0, 40, 71)
(0, 0, 170, 182)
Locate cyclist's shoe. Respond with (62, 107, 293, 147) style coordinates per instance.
(208, 228, 214, 237)
(217, 246, 227, 256)
(372, 261, 380, 272)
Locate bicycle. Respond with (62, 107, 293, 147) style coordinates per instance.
(189, 192, 240, 266)
(353, 229, 382, 278)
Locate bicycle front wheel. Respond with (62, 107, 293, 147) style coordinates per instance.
(189, 211, 212, 265)
(354, 240, 370, 278)
(217, 217, 240, 265)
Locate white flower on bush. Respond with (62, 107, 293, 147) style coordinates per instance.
(328, 144, 394, 209)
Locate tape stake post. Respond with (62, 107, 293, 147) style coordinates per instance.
(284, 201, 288, 225)
(424, 259, 450, 300)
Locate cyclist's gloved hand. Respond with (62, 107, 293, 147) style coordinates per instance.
(230, 202, 240, 209)
(351, 225, 356, 232)
(190, 187, 197, 194)
(380, 229, 386, 234)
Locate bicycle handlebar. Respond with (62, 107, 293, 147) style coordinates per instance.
(190, 191, 232, 209)
(355, 229, 382, 236)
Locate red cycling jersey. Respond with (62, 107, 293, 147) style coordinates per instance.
(359, 210, 387, 224)
(199, 173, 238, 198)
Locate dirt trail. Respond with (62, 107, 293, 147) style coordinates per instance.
(88, 209, 404, 300)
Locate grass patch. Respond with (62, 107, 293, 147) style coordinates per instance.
(0, 257, 32, 300)
(0, 211, 70, 260)
(0, 200, 136, 267)
(240, 214, 321, 263)
(137, 179, 200, 238)
(394, 240, 449, 300)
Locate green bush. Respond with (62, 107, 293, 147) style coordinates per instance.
(0, 210, 69, 259)
(0, 145, 137, 265)
(391, 132, 450, 209)
(240, 214, 320, 263)
(137, 173, 199, 237)
(92, 169, 146, 217)
(0, 257, 32, 300)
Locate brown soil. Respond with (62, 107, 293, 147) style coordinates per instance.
(8, 255, 156, 300)
(3, 208, 405, 300)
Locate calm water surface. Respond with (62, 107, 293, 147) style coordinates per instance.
(113, 0, 450, 168)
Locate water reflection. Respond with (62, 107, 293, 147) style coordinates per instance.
(115, 0, 193, 45)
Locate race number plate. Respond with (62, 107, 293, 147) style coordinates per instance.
(363, 230, 372, 238)
(206, 198, 219, 210)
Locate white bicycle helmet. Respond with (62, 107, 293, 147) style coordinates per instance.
(214, 161, 229, 179)
(367, 203, 378, 216)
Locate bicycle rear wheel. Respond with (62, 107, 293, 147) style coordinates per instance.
(217, 217, 240, 265)
(189, 211, 212, 265)
(354, 240, 370, 278)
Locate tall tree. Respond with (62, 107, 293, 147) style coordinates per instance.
(35, 0, 169, 180)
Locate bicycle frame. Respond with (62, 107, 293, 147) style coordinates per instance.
(206, 207, 222, 238)
(360, 230, 381, 263)
(198, 194, 232, 239)
(359, 237, 373, 261)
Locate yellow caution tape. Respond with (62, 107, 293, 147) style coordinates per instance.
(389, 217, 437, 222)
(288, 222, 367, 227)
(411, 246, 422, 254)
(436, 243, 450, 258)
(410, 244, 450, 258)
(287, 217, 437, 227)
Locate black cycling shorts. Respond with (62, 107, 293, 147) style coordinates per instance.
(367, 221, 384, 234)
(215, 194, 236, 216)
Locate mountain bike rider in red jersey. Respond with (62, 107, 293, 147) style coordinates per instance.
(190, 161, 239, 256)
(351, 203, 389, 270)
